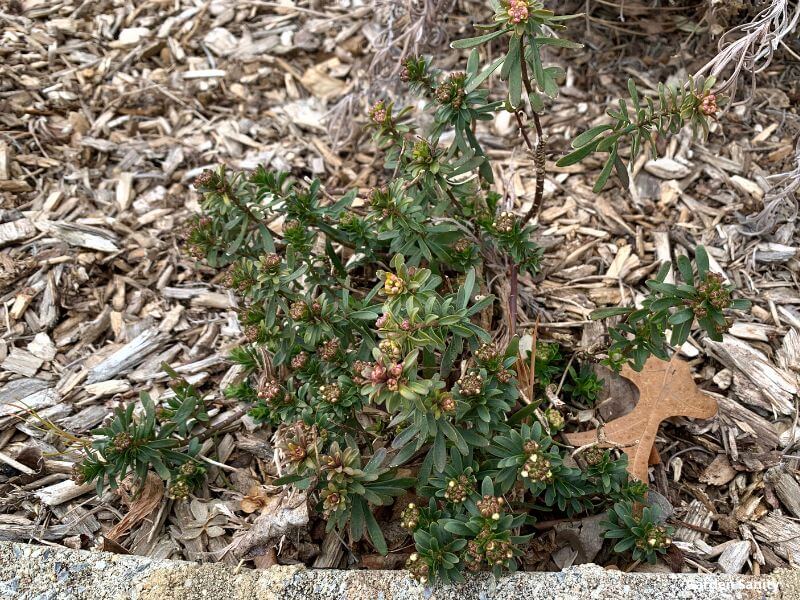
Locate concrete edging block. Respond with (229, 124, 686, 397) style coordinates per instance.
(1, 541, 795, 599)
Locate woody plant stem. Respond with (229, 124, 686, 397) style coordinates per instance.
(508, 37, 547, 337)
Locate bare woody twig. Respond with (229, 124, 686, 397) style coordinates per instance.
(514, 111, 548, 226)
(507, 38, 549, 336)
(518, 48, 547, 228)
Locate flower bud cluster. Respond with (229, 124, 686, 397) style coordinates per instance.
(464, 527, 515, 571)
(545, 408, 565, 431)
(437, 392, 456, 414)
(257, 378, 285, 403)
(636, 525, 672, 552)
(520, 440, 553, 482)
(457, 373, 483, 397)
(321, 483, 347, 516)
(318, 338, 341, 361)
(379, 338, 402, 360)
(356, 359, 405, 391)
(405, 553, 430, 584)
(291, 351, 309, 370)
(507, 0, 530, 24)
(698, 92, 717, 116)
(261, 253, 281, 272)
(318, 383, 342, 404)
(113, 432, 133, 452)
(475, 343, 498, 363)
(434, 73, 466, 109)
(444, 474, 475, 503)
(369, 100, 389, 126)
(493, 211, 515, 234)
(400, 502, 421, 530)
(383, 273, 406, 296)
(476, 495, 505, 520)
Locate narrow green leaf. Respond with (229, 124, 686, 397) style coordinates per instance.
(731, 298, 751, 310)
(530, 39, 545, 89)
(441, 421, 469, 455)
(364, 509, 388, 555)
(541, 68, 559, 99)
(465, 55, 505, 93)
(460, 429, 488, 447)
(669, 318, 692, 346)
(350, 498, 365, 541)
(505, 36, 522, 107)
(668, 308, 694, 325)
(509, 68, 522, 107)
(466, 48, 479, 76)
(433, 430, 446, 473)
(695, 245, 709, 278)
(613, 153, 630, 189)
(590, 307, 632, 320)
(350, 310, 380, 320)
(556, 140, 599, 167)
(460, 269, 476, 309)
(676, 255, 694, 285)
(274, 474, 305, 485)
(451, 28, 509, 49)
(654, 261, 672, 283)
(596, 132, 624, 153)
(571, 124, 614, 148)
(618, 98, 629, 120)
(534, 36, 583, 49)
(390, 441, 419, 467)
(443, 519, 474, 536)
(528, 91, 545, 112)
(627, 78, 640, 110)
(592, 152, 615, 193)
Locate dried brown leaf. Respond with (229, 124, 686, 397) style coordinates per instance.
(565, 355, 718, 483)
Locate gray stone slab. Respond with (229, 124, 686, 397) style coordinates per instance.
(0, 541, 795, 600)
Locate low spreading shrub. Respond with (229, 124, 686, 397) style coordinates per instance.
(73, 0, 750, 582)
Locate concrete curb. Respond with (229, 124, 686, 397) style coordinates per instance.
(1, 542, 796, 599)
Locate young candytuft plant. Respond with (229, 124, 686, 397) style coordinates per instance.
(563, 363, 604, 406)
(602, 501, 674, 564)
(71, 0, 751, 583)
(72, 388, 206, 499)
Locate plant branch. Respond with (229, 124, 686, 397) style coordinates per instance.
(506, 36, 549, 338)
(443, 185, 481, 239)
(222, 182, 285, 241)
(518, 41, 546, 227)
(444, 186, 470, 222)
(509, 262, 518, 337)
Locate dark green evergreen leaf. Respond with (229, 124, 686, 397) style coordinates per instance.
(556, 140, 599, 167)
(571, 124, 614, 148)
(450, 28, 509, 49)
(364, 509, 388, 555)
